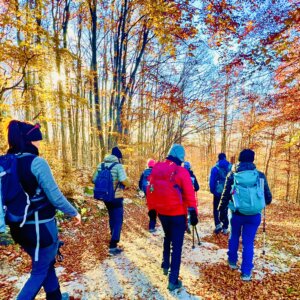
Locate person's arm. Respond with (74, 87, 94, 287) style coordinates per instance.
(31, 157, 79, 219)
(192, 173, 200, 192)
(181, 168, 197, 212)
(260, 172, 272, 205)
(138, 173, 144, 190)
(218, 172, 233, 213)
(209, 167, 217, 194)
(117, 164, 130, 187)
(92, 164, 101, 183)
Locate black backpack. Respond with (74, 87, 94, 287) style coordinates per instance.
(0, 153, 47, 233)
(93, 162, 119, 202)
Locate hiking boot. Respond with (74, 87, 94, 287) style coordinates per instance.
(241, 273, 252, 281)
(214, 224, 222, 234)
(109, 247, 123, 256)
(167, 279, 182, 291)
(163, 268, 169, 276)
(222, 228, 229, 235)
(228, 261, 238, 270)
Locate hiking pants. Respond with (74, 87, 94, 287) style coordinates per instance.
(228, 213, 261, 276)
(17, 220, 60, 300)
(105, 198, 124, 248)
(213, 195, 228, 229)
(159, 214, 186, 285)
(148, 209, 157, 230)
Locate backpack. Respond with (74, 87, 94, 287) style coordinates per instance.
(141, 168, 152, 194)
(147, 162, 182, 212)
(0, 153, 47, 233)
(93, 162, 119, 202)
(230, 169, 265, 215)
(215, 165, 231, 194)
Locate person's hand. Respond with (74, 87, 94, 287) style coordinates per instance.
(189, 209, 198, 226)
(73, 213, 81, 225)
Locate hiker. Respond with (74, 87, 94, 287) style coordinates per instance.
(218, 149, 272, 281)
(138, 159, 157, 232)
(183, 161, 200, 192)
(147, 144, 198, 291)
(93, 146, 130, 256)
(5, 120, 81, 300)
(209, 153, 232, 234)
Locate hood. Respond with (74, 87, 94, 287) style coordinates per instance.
(217, 159, 230, 169)
(235, 162, 256, 172)
(167, 144, 185, 162)
(104, 154, 119, 163)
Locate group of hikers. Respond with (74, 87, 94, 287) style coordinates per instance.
(0, 120, 272, 299)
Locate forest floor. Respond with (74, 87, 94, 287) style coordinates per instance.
(1, 191, 300, 300)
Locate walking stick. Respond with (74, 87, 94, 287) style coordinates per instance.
(192, 226, 195, 249)
(194, 225, 201, 246)
(262, 207, 266, 277)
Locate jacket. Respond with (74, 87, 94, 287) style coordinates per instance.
(209, 159, 232, 196)
(218, 162, 272, 216)
(147, 158, 197, 216)
(188, 169, 200, 192)
(93, 154, 130, 199)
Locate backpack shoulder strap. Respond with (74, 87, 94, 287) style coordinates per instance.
(107, 162, 118, 171)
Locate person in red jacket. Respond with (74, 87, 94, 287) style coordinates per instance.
(147, 144, 198, 291)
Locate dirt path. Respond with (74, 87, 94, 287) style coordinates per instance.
(2, 191, 300, 299)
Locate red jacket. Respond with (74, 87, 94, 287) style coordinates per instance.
(147, 159, 197, 216)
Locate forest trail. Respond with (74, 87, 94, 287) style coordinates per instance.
(2, 191, 300, 299)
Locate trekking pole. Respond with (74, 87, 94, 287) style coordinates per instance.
(192, 226, 195, 249)
(262, 207, 266, 276)
(194, 225, 201, 246)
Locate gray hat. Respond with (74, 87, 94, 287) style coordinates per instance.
(167, 144, 185, 162)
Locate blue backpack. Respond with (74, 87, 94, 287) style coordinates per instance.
(141, 168, 152, 194)
(229, 169, 265, 215)
(0, 154, 47, 233)
(94, 162, 118, 202)
(215, 165, 231, 195)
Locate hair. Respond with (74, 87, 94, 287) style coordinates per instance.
(218, 153, 226, 160)
(238, 149, 255, 163)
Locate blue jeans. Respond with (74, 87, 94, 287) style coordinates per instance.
(228, 213, 261, 276)
(17, 220, 60, 300)
(105, 198, 124, 248)
(213, 195, 228, 229)
(159, 214, 186, 284)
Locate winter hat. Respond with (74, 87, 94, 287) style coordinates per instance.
(111, 146, 123, 159)
(218, 153, 226, 160)
(147, 159, 156, 168)
(238, 149, 255, 163)
(183, 161, 191, 170)
(167, 144, 185, 163)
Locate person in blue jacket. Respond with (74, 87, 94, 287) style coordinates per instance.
(218, 149, 272, 281)
(209, 153, 231, 234)
(6, 120, 81, 300)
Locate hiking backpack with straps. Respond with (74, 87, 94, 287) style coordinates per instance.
(0, 153, 48, 233)
(230, 169, 265, 215)
(141, 168, 152, 194)
(146, 162, 182, 212)
(216, 165, 231, 194)
(93, 162, 119, 202)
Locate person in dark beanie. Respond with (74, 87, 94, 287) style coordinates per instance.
(93, 146, 130, 255)
(6, 120, 81, 299)
(209, 153, 232, 234)
(218, 149, 272, 281)
(147, 144, 198, 291)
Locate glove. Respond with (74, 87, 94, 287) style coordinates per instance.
(189, 209, 198, 226)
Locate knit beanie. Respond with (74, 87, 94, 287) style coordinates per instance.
(167, 144, 185, 163)
(238, 149, 255, 163)
(147, 159, 156, 168)
(111, 146, 123, 159)
(183, 161, 191, 170)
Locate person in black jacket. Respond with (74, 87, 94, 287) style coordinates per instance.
(218, 149, 272, 281)
(183, 161, 199, 192)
